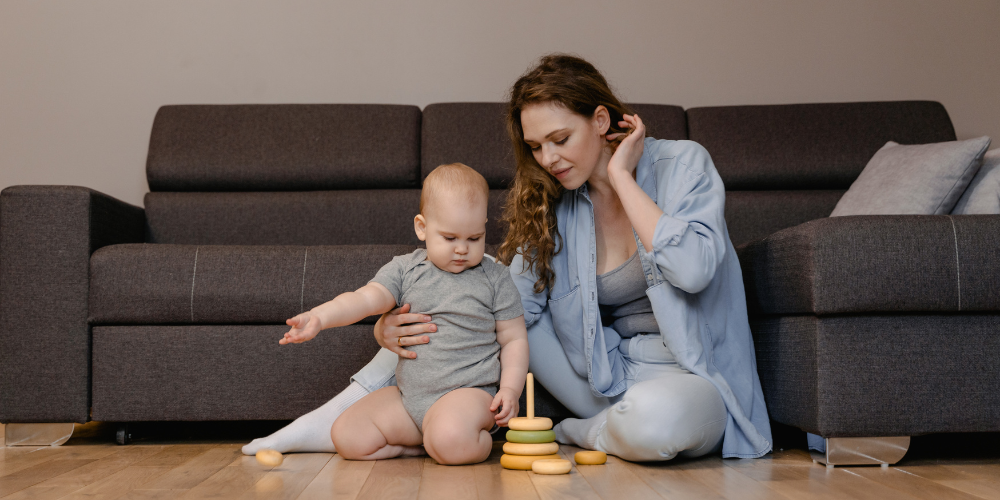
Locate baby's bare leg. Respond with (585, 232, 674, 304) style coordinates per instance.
(330, 386, 424, 460)
(422, 388, 496, 465)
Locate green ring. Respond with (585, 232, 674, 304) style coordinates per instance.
(506, 429, 556, 443)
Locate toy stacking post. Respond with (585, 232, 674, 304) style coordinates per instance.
(501, 373, 570, 473)
(527, 373, 534, 418)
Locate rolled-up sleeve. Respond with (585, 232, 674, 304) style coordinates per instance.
(509, 252, 548, 328)
(641, 142, 728, 294)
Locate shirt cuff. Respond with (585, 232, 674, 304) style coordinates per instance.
(652, 213, 689, 248)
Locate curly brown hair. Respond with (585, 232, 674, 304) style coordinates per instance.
(497, 54, 633, 294)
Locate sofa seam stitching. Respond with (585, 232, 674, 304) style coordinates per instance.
(300, 248, 308, 313)
(191, 246, 200, 322)
(947, 216, 961, 311)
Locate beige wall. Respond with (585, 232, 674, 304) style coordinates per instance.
(2, 0, 998, 207)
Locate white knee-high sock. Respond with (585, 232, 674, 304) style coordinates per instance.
(552, 407, 610, 451)
(242, 381, 369, 455)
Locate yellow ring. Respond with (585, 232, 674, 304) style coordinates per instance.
(531, 459, 572, 475)
(574, 451, 607, 465)
(500, 454, 561, 470)
(503, 442, 559, 455)
(508, 417, 553, 431)
(255, 449, 283, 467)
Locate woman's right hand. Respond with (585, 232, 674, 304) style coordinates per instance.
(374, 303, 436, 359)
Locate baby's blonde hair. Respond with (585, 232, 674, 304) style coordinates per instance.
(420, 163, 489, 216)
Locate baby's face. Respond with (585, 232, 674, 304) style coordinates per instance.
(415, 195, 487, 274)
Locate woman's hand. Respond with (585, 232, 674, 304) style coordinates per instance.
(374, 303, 436, 359)
(606, 113, 646, 187)
(280, 312, 322, 344)
(490, 387, 520, 426)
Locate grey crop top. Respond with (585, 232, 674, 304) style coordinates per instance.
(596, 251, 659, 338)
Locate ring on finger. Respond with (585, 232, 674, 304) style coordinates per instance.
(397, 337, 403, 347)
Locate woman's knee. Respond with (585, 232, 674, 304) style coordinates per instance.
(599, 376, 726, 461)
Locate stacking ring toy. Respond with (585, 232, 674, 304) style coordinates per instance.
(506, 430, 556, 443)
(532, 459, 572, 474)
(574, 450, 607, 465)
(503, 442, 559, 455)
(508, 417, 553, 431)
(500, 453, 561, 470)
(255, 449, 283, 467)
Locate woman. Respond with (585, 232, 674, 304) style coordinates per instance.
(244, 54, 772, 461)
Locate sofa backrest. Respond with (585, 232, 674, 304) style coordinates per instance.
(145, 104, 426, 246)
(143, 101, 956, 249)
(145, 103, 687, 247)
(687, 101, 957, 246)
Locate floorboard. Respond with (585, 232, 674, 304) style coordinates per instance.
(2, 423, 999, 500)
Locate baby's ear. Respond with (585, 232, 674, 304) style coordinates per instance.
(413, 214, 427, 241)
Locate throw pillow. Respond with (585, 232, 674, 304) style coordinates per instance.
(830, 136, 991, 216)
(952, 149, 1000, 214)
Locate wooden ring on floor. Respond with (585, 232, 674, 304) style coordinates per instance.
(500, 453, 562, 470)
(574, 450, 607, 465)
(508, 417, 553, 431)
(503, 441, 560, 456)
(255, 449, 283, 467)
(532, 459, 572, 474)
(506, 429, 556, 443)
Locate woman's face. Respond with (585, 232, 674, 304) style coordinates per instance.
(520, 102, 610, 190)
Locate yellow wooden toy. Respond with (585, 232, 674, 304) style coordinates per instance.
(531, 458, 573, 475)
(255, 449, 283, 467)
(507, 373, 553, 431)
(500, 453, 562, 470)
(574, 450, 607, 465)
(503, 441, 560, 455)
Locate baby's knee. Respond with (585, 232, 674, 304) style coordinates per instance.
(422, 419, 491, 465)
(331, 418, 379, 460)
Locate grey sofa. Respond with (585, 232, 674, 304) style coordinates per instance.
(2, 102, 996, 463)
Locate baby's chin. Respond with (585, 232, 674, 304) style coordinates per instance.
(431, 257, 481, 273)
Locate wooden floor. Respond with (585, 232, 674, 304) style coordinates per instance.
(3, 423, 1000, 500)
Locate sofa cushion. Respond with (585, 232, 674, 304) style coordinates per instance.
(830, 137, 991, 216)
(420, 102, 686, 188)
(687, 101, 957, 190)
(144, 189, 509, 246)
(146, 104, 422, 191)
(751, 313, 1000, 437)
(90, 244, 419, 325)
(725, 190, 844, 248)
(953, 149, 1000, 214)
(738, 215, 1000, 315)
(421, 103, 512, 189)
(91, 325, 382, 421)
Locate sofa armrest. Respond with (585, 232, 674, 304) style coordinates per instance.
(1, 186, 144, 423)
(738, 214, 1000, 316)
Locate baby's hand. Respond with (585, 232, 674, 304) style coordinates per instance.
(279, 312, 322, 344)
(490, 387, 520, 426)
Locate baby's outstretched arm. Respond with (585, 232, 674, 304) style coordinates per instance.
(280, 283, 396, 345)
(490, 316, 529, 425)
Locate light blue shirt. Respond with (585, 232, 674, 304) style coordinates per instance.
(510, 138, 773, 459)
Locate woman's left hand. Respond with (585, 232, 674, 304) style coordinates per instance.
(606, 113, 646, 185)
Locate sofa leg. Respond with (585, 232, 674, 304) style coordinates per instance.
(4, 423, 76, 446)
(810, 436, 910, 468)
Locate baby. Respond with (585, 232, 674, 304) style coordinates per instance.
(279, 163, 529, 465)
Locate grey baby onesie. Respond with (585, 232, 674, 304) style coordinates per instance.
(370, 249, 524, 428)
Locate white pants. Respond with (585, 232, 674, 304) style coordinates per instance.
(351, 319, 727, 462)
